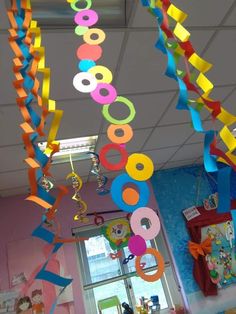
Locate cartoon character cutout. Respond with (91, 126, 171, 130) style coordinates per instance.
(16, 296, 32, 314)
(205, 255, 221, 287)
(206, 225, 222, 245)
(32, 290, 44, 314)
(102, 219, 131, 250)
(224, 221, 234, 249)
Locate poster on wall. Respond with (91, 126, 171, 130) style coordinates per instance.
(7, 237, 73, 314)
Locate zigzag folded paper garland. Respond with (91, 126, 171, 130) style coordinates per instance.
(141, 0, 235, 213)
(7, 0, 87, 311)
(67, 0, 165, 282)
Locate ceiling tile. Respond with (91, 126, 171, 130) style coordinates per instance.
(0, 2, 10, 30)
(159, 86, 235, 126)
(224, 5, 236, 26)
(0, 169, 28, 190)
(143, 124, 193, 150)
(221, 88, 236, 115)
(132, 1, 157, 28)
(55, 98, 103, 140)
(170, 0, 234, 27)
(169, 143, 203, 161)
(143, 147, 179, 165)
(102, 91, 176, 132)
(0, 145, 26, 173)
(116, 31, 177, 94)
(96, 128, 153, 154)
(204, 30, 236, 86)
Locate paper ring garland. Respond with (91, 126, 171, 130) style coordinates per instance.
(79, 59, 96, 72)
(135, 248, 165, 282)
(102, 96, 136, 125)
(73, 72, 97, 93)
(71, 0, 92, 12)
(128, 235, 147, 256)
(75, 25, 89, 36)
(111, 173, 150, 213)
(107, 124, 133, 144)
(99, 143, 128, 171)
(77, 43, 102, 61)
(126, 153, 154, 181)
(74, 9, 98, 27)
(91, 83, 117, 104)
(83, 28, 106, 45)
(88, 65, 113, 83)
(130, 207, 161, 240)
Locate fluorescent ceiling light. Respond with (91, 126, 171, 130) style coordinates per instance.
(25, 0, 134, 28)
(38, 135, 98, 164)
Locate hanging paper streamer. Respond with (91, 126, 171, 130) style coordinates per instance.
(141, 0, 235, 212)
(7, 1, 86, 311)
(87, 151, 110, 195)
(67, 0, 165, 282)
(66, 155, 89, 223)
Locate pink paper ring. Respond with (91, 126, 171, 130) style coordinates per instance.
(74, 9, 98, 27)
(130, 207, 161, 240)
(128, 235, 147, 256)
(91, 83, 117, 105)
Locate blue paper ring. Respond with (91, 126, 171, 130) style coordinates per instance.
(110, 173, 150, 213)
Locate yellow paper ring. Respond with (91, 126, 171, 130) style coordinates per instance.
(88, 65, 113, 83)
(126, 153, 154, 181)
(107, 124, 133, 144)
(83, 28, 106, 45)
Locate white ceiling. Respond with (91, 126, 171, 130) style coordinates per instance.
(0, 0, 236, 197)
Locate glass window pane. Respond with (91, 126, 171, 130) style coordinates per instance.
(123, 240, 157, 273)
(130, 271, 168, 309)
(84, 235, 122, 283)
(90, 280, 129, 314)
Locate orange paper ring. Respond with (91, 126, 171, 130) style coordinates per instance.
(107, 124, 133, 144)
(83, 28, 106, 45)
(122, 187, 139, 205)
(135, 248, 165, 282)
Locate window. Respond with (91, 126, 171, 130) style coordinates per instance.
(74, 218, 183, 314)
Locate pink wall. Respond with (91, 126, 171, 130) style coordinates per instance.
(0, 180, 159, 314)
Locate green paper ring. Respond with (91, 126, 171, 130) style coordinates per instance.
(102, 96, 136, 125)
(71, 0, 92, 12)
(75, 25, 89, 36)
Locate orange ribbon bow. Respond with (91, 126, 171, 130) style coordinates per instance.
(188, 237, 212, 260)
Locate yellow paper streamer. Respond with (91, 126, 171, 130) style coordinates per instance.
(173, 23, 190, 42)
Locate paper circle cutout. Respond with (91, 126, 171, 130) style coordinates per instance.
(102, 96, 136, 125)
(122, 188, 139, 205)
(84, 28, 106, 45)
(77, 43, 102, 61)
(75, 25, 88, 36)
(107, 124, 133, 144)
(79, 59, 96, 72)
(111, 173, 150, 213)
(126, 153, 154, 181)
(70, 0, 92, 12)
(135, 248, 165, 282)
(91, 83, 117, 104)
(99, 143, 128, 171)
(73, 72, 97, 93)
(128, 235, 147, 256)
(130, 207, 161, 240)
(89, 65, 113, 83)
(74, 9, 98, 27)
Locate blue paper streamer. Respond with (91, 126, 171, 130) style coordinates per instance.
(217, 166, 231, 213)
